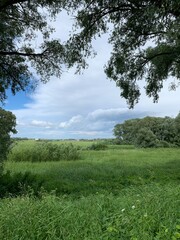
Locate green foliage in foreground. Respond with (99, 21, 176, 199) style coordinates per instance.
(0, 171, 43, 198)
(0, 185, 179, 240)
(2, 144, 180, 239)
(8, 141, 80, 162)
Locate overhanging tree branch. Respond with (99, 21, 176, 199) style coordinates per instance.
(141, 51, 177, 67)
(0, 62, 25, 91)
(0, 49, 48, 57)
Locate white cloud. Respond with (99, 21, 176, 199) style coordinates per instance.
(87, 108, 140, 121)
(31, 120, 54, 128)
(11, 63, 180, 139)
(59, 115, 83, 128)
(70, 131, 101, 136)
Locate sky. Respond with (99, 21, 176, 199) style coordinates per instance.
(2, 12, 180, 139)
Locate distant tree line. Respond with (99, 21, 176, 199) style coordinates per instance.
(114, 113, 180, 148)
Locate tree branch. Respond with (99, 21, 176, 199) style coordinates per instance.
(0, 62, 25, 91)
(140, 51, 176, 67)
(79, 2, 147, 38)
(0, 49, 48, 57)
(0, 0, 28, 11)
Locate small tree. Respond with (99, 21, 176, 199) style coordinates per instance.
(0, 108, 17, 174)
(113, 124, 124, 144)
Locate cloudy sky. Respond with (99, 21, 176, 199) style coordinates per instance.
(3, 12, 180, 139)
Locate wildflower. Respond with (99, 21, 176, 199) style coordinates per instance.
(132, 205, 135, 209)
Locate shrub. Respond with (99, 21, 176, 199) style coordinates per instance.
(0, 171, 43, 198)
(8, 142, 81, 162)
(87, 142, 108, 150)
(157, 140, 170, 148)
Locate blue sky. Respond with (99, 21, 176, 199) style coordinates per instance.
(2, 12, 180, 139)
(4, 90, 31, 110)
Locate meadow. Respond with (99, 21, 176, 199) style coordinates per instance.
(0, 140, 180, 239)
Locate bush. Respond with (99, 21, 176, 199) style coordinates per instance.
(8, 142, 81, 162)
(87, 142, 108, 150)
(0, 171, 43, 198)
(157, 140, 170, 148)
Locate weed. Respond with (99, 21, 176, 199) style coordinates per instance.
(87, 142, 108, 150)
(0, 171, 43, 198)
(8, 142, 80, 162)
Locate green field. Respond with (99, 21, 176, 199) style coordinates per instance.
(1, 140, 180, 239)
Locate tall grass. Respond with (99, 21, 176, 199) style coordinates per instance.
(5, 148, 180, 196)
(0, 184, 179, 240)
(1, 141, 180, 239)
(8, 141, 80, 162)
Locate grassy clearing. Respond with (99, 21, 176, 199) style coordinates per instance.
(1, 141, 180, 239)
(5, 148, 180, 196)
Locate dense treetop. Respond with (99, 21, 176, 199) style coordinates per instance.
(114, 113, 180, 147)
(0, 0, 180, 107)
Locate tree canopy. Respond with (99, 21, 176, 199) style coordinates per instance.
(113, 114, 180, 147)
(0, 0, 180, 107)
(0, 0, 67, 102)
(64, 0, 180, 107)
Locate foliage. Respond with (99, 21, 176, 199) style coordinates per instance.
(135, 128, 159, 148)
(8, 142, 81, 162)
(0, 171, 43, 198)
(0, 108, 17, 174)
(0, 184, 179, 239)
(114, 118, 140, 144)
(0, 0, 68, 101)
(1, 1, 180, 107)
(174, 113, 180, 145)
(2, 142, 180, 238)
(87, 142, 108, 150)
(63, 0, 180, 107)
(6, 146, 180, 196)
(114, 113, 180, 147)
